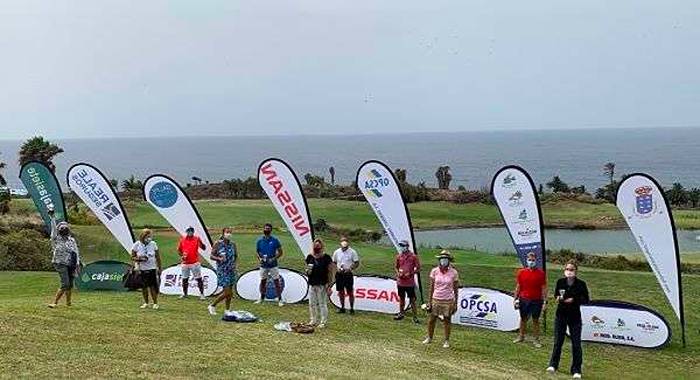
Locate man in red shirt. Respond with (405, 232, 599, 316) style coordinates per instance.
(513, 251, 547, 347)
(394, 240, 421, 323)
(177, 227, 207, 300)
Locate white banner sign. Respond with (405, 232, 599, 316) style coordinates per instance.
(616, 174, 683, 323)
(235, 268, 309, 304)
(143, 174, 214, 266)
(492, 166, 545, 268)
(66, 163, 134, 253)
(159, 265, 218, 297)
(356, 161, 415, 253)
(451, 287, 520, 332)
(330, 276, 407, 314)
(578, 301, 671, 349)
(258, 159, 314, 256)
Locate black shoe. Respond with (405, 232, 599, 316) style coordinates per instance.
(349, 309, 355, 315)
(394, 313, 405, 321)
(337, 308, 346, 314)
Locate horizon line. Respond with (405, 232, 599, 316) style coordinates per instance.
(1, 124, 699, 142)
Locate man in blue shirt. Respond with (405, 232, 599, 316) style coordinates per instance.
(255, 223, 284, 306)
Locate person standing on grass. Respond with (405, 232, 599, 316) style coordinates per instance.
(131, 228, 162, 310)
(513, 251, 547, 347)
(422, 250, 459, 348)
(547, 260, 589, 379)
(47, 208, 81, 308)
(332, 236, 360, 314)
(208, 227, 238, 315)
(177, 226, 207, 300)
(394, 240, 421, 323)
(305, 238, 334, 328)
(255, 223, 285, 306)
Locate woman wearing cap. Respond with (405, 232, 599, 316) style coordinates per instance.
(208, 227, 238, 315)
(131, 228, 162, 309)
(547, 260, 589, 379)
(47, 208, 81, 308)
(422, 250, 460, 348)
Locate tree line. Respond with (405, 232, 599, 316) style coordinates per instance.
(3, 137, 700, 213)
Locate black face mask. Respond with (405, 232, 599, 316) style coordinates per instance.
(59, 228, 70, 237)
(263, 230, 271, 236)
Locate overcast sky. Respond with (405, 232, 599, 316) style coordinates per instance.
(1, 0, 698, 139)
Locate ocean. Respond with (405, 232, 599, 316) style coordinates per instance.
(1, 127, 699, 191)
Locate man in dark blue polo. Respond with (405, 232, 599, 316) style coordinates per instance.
(255, 223, 284, 306)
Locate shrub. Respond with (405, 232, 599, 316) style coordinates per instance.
(0, 229, 52, 271)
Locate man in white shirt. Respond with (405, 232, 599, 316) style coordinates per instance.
(332, 237, 360, 314)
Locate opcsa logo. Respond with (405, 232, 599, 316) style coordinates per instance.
(501, 173, 517, 188)
(364, 169, 390, 198)
(459, 293, 499, 328)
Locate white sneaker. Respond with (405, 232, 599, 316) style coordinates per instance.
(318, 323, 326, 329)
(140, 303, 149, 309)
(152, 304, 159, 310)
(178, 294, 187, 299)
(278, 300, 284, 307)
(47, 303, 57, 309)
(207, 305, 217, 315)
(546, 367, 556, 374)
(422, 337, 432, 344)
(442, 341, 450, 349)
(573, 374, 582, 379)
(254, 299, 262, 304)
(199, 295, 206, 301)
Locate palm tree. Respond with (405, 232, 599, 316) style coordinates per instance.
(18, 136, 64, 172)
(689, 188, 700, 208)
(0, 153, 6, 186)
(0, 152, 9, 214)
(603, 162, 616, 187)
(121, 175, 143, 191)
(435, 166, 452, 190)
(329, 166, 336, 185)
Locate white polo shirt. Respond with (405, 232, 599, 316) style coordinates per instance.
(332, 247, 359, 271)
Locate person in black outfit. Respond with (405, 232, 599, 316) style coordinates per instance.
(305, 238, 334, 328)
(547, 260, 589, 379)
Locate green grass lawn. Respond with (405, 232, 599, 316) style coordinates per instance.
(1, 224, 699, 379)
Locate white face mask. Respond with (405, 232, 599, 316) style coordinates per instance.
(564, 269, 576, 279)
(526, 260, 536, 268)
(439, 258, 449, 267)
(223, 233, 232, 240)
(340, 241, 349, 248)
(144, 237, 152, 244)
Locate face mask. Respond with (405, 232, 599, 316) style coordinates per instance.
(340, 241, 349, 248)
(526, 260, 536, 268)
(400, 246, 409, 253)
(223, 233, 232, 240)
(564, 269, 576, 279)
(264, 229, 271, 236)
(439, 258, 449, 267)
(314, 246, 322, 254)
(144, 237, 152, 244)
(186, 231, 194, 237)
(59, 228, 70, 237)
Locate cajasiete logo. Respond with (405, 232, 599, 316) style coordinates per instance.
(363, 169, 390, 198)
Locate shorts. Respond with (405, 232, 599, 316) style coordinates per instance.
(181, 263, 202, 279)
(397, 285, 416, 300)
(55, 264, 75, 290)
(519, 299, 544, 320)
(140, 269, 158, 288)
(335, 272, 354, 293)
(218, 271, 237, 288)
(260, 266, 280, 280)
(431, 299, 456, 317)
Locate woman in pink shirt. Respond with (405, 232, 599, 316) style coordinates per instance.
(423, 250, 460, 349)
